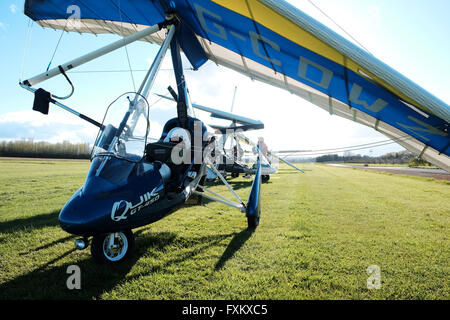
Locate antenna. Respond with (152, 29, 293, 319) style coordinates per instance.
(229, 86, 238, 152)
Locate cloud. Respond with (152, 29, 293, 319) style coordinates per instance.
(9, 4, 17, 14)
(0, 110, 166, 151)
(0, 110, 97, 144)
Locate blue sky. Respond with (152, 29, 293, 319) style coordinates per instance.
(0, 0, 449, 156)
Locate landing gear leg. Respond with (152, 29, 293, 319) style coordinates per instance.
(196, 175, 206, 205)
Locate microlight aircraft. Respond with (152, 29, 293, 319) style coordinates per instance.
(19, 0, 449, 264)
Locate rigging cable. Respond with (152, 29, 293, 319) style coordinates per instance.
(20, 18, 34, 81)
(124, 46, 137, 92)
(289, 136, 412, 154)
(280, 140, 406, 157)
(46, 19, 70, 72)
(281, 120, 449, 156)
(277, 135, 425, 158)
(38, 18, 75, 100)
(117, 0, 137, 91)
(307, 0, 373, 55)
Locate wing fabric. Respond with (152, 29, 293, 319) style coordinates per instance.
(24, 0, 450, 171)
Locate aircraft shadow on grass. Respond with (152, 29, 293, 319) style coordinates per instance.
(0, 210, 61, 235)
(204, 178, 272, 195)
(0, 223, 255, 299)
(214, 228, 255, 271)
(205, 179, 257, 192)
(183, 180, 263, 207)
(273, 170, 308, 175)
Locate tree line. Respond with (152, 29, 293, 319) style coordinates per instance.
(0, 140, 435, 167)
(315, 151, 433, 167)
(0, 139, 91, 159)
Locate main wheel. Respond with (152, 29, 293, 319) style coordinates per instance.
(247, 215, 260, 229)
(262, 175, 270, 183)
(91, 230, 135, 265)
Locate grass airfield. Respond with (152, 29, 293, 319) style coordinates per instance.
(0, 158, 448, 300)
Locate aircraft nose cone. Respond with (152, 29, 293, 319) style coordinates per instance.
(59, 188, 104, 236)
(59, 187, 116, 236)
(59, 190, 87, 235)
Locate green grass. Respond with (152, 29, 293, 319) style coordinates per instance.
(0, 159, 448, 300)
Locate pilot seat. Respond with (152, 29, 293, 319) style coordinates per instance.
(145, 117, 207, 191)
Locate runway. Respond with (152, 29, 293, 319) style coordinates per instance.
(328, 164, 450, 181)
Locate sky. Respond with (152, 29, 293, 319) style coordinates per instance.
(0, 0, 449, 156)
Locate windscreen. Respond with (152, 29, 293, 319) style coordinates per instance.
(91, 92, 150, 162)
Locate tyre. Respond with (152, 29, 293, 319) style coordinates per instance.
(91, 230, 135, 265)
(247, 214, 260, 229)
(262, 175, 270, 183)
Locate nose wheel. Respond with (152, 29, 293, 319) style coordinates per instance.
(91, 230, 135, 265)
